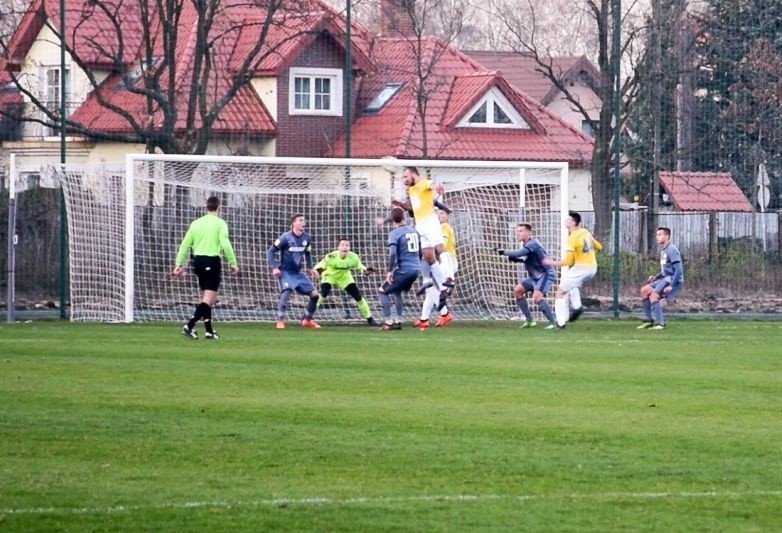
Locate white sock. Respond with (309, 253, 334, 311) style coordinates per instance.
(421, 287, 438, 320)
(555, 298, 568, 326)
(570, 287, 582, 310)
(429, 261, 446, 286)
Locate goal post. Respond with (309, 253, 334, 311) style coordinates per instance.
(58, 154, 568, 322)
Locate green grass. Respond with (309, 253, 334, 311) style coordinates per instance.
(1, 319, 781, 531)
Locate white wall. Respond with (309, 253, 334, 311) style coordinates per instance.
(546, 84, 601, 134)
(250, 77, 278, 122)
(20, 24, 94, 108)
(568, 167, 593, 211)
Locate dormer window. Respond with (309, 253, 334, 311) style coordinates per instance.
(364, 82, 402, 113)
(457, 87, 528, 129)
(289, 67, 343, 117)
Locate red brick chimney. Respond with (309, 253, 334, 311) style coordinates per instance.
(379, 0, 416, 37)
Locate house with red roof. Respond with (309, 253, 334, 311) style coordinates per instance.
(464, 51, 602, 138)
(1, 0, 596, 208)
(659, 171, 752, 212)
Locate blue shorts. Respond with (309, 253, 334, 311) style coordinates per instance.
(651, 278, 683, 300)
(520, 274, 554, 294)
(379, 270, 418, 295)
(279, 271, 315, 294)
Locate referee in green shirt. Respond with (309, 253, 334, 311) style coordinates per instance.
(174, 196, 238, 339)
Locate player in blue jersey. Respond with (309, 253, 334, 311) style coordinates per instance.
(266, 213, 320, 329)
(637, 226, 684, 330)
(378, 207, 421, 330)
(498, 223, 558, 329)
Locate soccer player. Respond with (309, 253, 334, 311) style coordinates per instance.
(379, 207, 421, 330)
(266, 213, 320, 329)
(637, 226, 684, 330)
(314, 238, 378, 325)
(391, 167, 448, 292)
(173, 195, 238, 340)
(417, 210, 458, 328)
(497, 223, 557, 329)
(543, 211, 602, 329)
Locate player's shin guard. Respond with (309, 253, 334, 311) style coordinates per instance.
(569, 287, 582, 310)
(436, 289, 449, 312)
(642, 299, 652, 321)
(393, 294, 404, 319)
(305, 295, 318, 319)
(651, 300, 664, 326)
(188, 302, 209, 329)
(537, 299, 556, 325)
(277, 290, 292, 320)
(356, 298, 371, 319)
(555, 298, 568, 327)
(379, 293, 392, 319)
(202, 303, 214, 334)
(516, 298, 532, 321)
(421, 287, 438, 320)
(429, 262, 446, 287)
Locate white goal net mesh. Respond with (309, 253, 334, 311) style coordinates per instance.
(58, 155, 566, 322)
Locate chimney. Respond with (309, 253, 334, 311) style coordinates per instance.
(379, 0, 416, 37)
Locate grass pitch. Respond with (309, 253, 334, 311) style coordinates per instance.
(1, 319, 781, 531)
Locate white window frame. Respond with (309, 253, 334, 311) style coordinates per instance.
(457, 87, 529, 129)
(288, 67, 343, 117)
(364, 82, 403, 113)
(41, 64, 70, 110)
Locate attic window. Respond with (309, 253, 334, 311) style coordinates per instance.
(457, 87, 529, 129)
(289, 67, 343, 117)
(364, 83, 402, 113)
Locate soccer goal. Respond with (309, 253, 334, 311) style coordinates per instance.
(58, 154, 568, 322)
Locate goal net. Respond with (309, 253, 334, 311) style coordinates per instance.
(58, 155, 567, 322)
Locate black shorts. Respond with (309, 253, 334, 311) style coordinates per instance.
(192, 256, 222, 291)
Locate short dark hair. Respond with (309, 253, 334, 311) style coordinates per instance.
(290, 213, 304, 225)
(568, 211, 581, 226)
(390, 206, 406, 223)
(337, 237, 350, 245)
(657, 226, 671, 237)
(518, 223, 532, 231)
(206, 196, 220, 211)
(404, 166, 419, 176)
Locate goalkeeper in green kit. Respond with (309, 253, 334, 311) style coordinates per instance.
(314, 238, 378, 325)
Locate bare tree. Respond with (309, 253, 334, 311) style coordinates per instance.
(0, 0, 30, 43)
(374, 0, 471, 157)
(489, 0, 644, 241)
(1, 0, 333, 154)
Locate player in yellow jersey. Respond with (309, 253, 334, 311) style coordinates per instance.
(417, 210, 459, 328)
(543, 211, 602, 329)
(392, 167, 449, 298)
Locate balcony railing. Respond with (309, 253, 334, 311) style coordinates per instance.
(18, 101, 81, 140)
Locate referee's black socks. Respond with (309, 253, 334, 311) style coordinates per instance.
(188, 302, 211, 330)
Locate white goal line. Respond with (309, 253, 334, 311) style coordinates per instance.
(3, 489, 780, 515)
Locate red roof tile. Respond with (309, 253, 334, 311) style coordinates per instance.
(10, 0, 371, 137)
(6, 0, 593, 161)
(7, 0, 143, 69)
(659, 171, 752, 212)
(328, 37, 593, 163)
(464, 51, 599, 105)
(0, 69, 22, 105)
